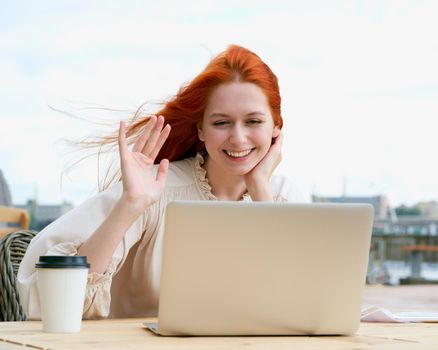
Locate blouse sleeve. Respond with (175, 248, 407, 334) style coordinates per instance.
(16, 182, 146, 320)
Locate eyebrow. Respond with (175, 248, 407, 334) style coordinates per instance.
(207, 112, 266, 118)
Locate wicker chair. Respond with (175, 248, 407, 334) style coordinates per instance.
(0, 229, 38, 321)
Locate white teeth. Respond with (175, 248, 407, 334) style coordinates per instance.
(225, 149, 252, 158)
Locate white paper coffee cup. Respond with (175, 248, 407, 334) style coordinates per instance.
(36, 256, 90, 333)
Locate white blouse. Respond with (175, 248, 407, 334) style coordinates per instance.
(17, 153, 306, 319)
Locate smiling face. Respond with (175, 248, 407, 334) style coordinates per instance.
(198, 82, 280, 177)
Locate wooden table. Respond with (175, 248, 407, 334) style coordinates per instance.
(2, 286, 438, 350)
(1, 317, 438, 350)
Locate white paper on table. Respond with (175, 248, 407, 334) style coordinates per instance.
(361, 306, 438, 323)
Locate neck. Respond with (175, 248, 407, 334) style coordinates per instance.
(203, 156, 247, 201)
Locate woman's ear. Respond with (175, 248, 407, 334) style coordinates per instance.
(198, 124, 205, 142)
(272, 125, 281, 138)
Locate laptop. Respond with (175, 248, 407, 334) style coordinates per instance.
(146, 201, 374, 336)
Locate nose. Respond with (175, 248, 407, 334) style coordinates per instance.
(228, 124, 247, 145)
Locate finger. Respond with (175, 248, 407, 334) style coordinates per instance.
(271, 132, 283, 150)
(118, 121, 129, 158)
(141, 115, 164, 155)
(155, 159, 169, 187)
(133, 115, 157, 152)
(273, 131, 283, 143)
(271, 133, 283, 163)
(150, 124, 171, 160)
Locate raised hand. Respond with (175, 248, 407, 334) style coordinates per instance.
(118, 115, 171, 212)
(243, 133, 283, 201)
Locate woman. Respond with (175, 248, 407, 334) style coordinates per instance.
(17, 45, 305, 319)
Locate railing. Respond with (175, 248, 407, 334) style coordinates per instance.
(371, 217, 438, 262)
(368, 217, 438, 284)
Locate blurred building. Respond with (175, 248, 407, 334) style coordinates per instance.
(417, 201, 438, 218)
(17, 200, 73, 231)
(0, 169, 12, 206)
(312, 194, 391, 220)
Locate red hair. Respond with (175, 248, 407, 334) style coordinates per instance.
(128, 44, 282, 163)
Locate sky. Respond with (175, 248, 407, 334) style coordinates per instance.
(1, 0, 437, 208)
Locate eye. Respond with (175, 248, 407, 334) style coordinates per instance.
(212, 120, 229, 126)
(246, 119, 262, 125)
